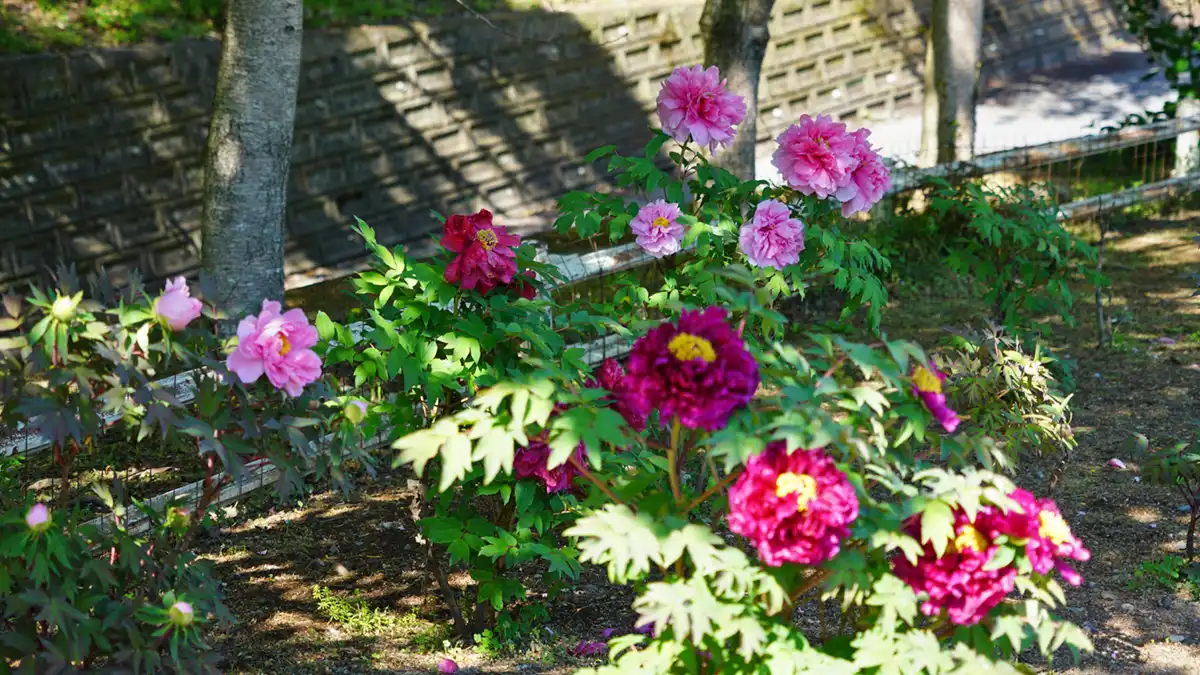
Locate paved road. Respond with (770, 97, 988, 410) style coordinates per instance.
(756, 48, 1175, 179)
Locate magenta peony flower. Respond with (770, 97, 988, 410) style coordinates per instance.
(568, 640, 607, 657)
(514, 436, 586, 494)
(630, 200, 686, 258)
(442, 209, 521, 294)
(25, 503, 50, 533)
(998, 489, 1091, 586)
(893, 506, 1017, 626)
(913, 362, 960, 433)
(625, 307, 758, 431)
(835, 129, 892, 216)
(772, 115, 859, 199)
(656, 65, 747, 153)
(226, 300, 323, 397)
(168, 601, 195, 627)
(587, 358, 647, 432)
(727, 443, 858, 567)
(738, 199, 806, 270)
(437, 658, 459, 674)
(154, 276, 203, 331)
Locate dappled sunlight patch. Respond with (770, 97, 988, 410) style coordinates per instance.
(1126, 506, 1162, 524)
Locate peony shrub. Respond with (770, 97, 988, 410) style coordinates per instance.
(388, 64, 1093, 673)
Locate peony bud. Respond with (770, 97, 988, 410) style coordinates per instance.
(25, 503, 51, 533)
(345, 399, 368, 425)
(50, 294, 79, 322)
(437, 658, 458, 673)
(168, 601, 194, 627)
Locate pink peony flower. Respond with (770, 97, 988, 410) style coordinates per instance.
(997, 489, 1091, 586)
(656, 65, 747, 153)
(25, 503, 50, 532)
(835, 129, 892, 216)
(154, 276, 203, 331)
(738, 199, 806, 270)
(442, 209, 521, 294)
(912, 362, 960, 433)
(226, 300, 323, 397)
(727, 443, 858, 566)
(625, 307, 759, 431)
(772, 115, 859, 199)
(437, 658, 459, 674)
(587, 358, 646, 432)
(893, 506, 1017, 626)
(630, 200, 686, 258)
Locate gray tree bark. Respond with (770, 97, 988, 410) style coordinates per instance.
(701, 0, 778, 180)
(918, 0, 984, 166)
(200, 0, 303, 326)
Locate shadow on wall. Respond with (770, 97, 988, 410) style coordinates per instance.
(0, 2, 652, 293)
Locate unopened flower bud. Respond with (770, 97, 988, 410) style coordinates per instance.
(51, 294, 79, 322)
(168, 601, 194, 627)
(345, 399, 368, 424)
(25, 503, 50, 533)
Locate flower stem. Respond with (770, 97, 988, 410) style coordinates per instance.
(789, 569, 831, 604)
(684, 468, 740, 512)
(668, 417, 683, 505)
(569, 455, 626, 508)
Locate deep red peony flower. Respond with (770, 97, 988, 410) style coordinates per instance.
(442, 209, 521, 294)
(727, 442, 859, 567)
(893, 506, 1017, 626)
(512, 269, 538, 300)
(997, 489, 1091, 586)
(624, 307, 758, 431)
(513, 435, 586, 494)
(586, 358, 647, 432)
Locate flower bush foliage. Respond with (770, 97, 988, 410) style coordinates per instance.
(382, 65, 1093, 672)
(0, 267, 362, 670)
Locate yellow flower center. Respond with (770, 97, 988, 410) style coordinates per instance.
(652, 216, 671, 229)
(954, 524, 989, 553)
(775, 472, 819, 512)
(667, 333, 716, 363)
(278, 334, 291, 356)
(912, 366, 942, 394)
(1038, 510, 1072, 546)
(476, 229, 498, 251)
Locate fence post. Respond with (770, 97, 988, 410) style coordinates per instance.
(1176, 85, 1199, 177)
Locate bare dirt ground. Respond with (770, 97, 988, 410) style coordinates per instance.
(204, 209, 1200, 674)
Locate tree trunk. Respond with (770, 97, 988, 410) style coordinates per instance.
(918, 0, 984, 166)
(200, 0, 303, 327)
(701, 0, 777, 180)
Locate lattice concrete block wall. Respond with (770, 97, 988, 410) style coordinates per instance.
(0, 0, 1125, 292)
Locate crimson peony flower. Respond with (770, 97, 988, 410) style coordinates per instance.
(587, 358, 646, 432)
(772, 114, 859, 199)
(624, 307, 758, 431)
(727, 443, 858, 567)
(154, 276, 203, 331)
(226, 300, 323, 397)
(835, 129, 892, 217)
(738, 199, 806, 270)
(630, 200, 686, 258)
(912, 362, 960, 433)
(442, 209, 520, 294)
(893, 506, 1017, 626)
(998, 489, 1091, 586)
(513, 435, 586, 494)
(656, 65, 747, 153)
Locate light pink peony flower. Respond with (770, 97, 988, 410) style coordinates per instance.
(154, 277, 203, 331)
(25, 503, 50, 532)
(630, 200, 686, 258)
(226, 300, 322, 397)
(835, 129, 892, 216)
(738, 199, 806, 270)
(772, 115, 859, 199)
(656, 65, 747, 153)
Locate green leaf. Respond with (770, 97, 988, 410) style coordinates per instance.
(564, 505, 663, 584)
(920, 500, 956, 558)
(585, 144, 617, 163)
(315, 311, 336, 342)
(515, 480, 535, 514)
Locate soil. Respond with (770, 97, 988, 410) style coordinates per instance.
(204, 208, 1200, 674)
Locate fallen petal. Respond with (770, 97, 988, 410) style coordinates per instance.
(1109, 458, 1127, 470)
